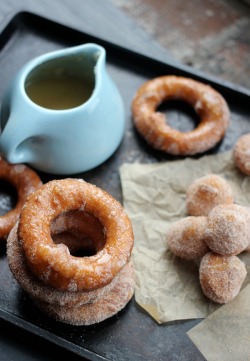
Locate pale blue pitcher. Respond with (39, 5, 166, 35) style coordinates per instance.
(0, 43, 125, 174)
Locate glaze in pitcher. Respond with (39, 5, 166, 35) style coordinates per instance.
(0, 43, 125, 174)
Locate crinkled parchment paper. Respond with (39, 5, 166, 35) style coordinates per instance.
(119, 151, 250, 325)
(187, 282, 250, 361)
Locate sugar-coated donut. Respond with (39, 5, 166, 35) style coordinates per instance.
(204, 204, 250, 256)
(7, 222, 119, 307)
(33, 260, 135, 326)
(131, 75, 230, 155)
(199, 252, 247, 304)
(233, 133, 250, 175)
(167, 216, 209, 260)
(0, 157, 42, 240)
(186, 174, 233, 216)
(18, 178, 134, 292)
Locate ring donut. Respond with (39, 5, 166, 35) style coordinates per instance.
(7, 222, 120, 307)
(0, 157, 42, 240)
(18, 178, 134, 292)
(33, 260, 135, 326)
(131, 75, 230, 155)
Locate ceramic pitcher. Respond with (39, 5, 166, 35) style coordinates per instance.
(0, 43, 125, 174)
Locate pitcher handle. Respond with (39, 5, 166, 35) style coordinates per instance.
(0, 111, 37, 164)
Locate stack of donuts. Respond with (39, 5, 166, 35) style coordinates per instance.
(6, 178, 135, 325)
(167, 173, 249, 304)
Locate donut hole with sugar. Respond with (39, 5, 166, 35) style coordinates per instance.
(199, 252, 247, 304)
(204, 203, 250, 256)
(166, 216, 209, 260)
(233, 132, 250, 175)
(186, 173, 234, 217)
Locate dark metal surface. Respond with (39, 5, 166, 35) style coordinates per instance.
(0, 11, 249, 361)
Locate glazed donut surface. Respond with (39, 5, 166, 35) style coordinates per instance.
(18, 178, 134, 292)
(131, 75, 230, 155)
(0, 157, 42, 240)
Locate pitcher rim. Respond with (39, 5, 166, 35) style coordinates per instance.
(19, 43, 106, 114)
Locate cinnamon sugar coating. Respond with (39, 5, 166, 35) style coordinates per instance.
(7, 178, 135, 325)
(131, 75, 230, 155)
(233, 133, 250, 175)
(167, 216, 209, 260)
(18, 178, 134, 292)
(199, 252, 247, 304)
(7, 222, 120, 307)
(186, 174, 233, 216)
(0, 157, 42, 240)
(7, 222, 134, 324)
(204, 204, 250, 256)
(33, 260, 135, 326)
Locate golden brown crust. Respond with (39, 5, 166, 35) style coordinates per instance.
(131, 75, 230, 155)
(18, 178, 134, 292)
(33, 260, 135, 326)
(0, 157, 42, 240)
(7, 222, 134, 324)
(7, 222, 121, 307)
(204, 204, 250, 256)
(167, 216, 209, 260)
(186, 174, 233, 216)
(233, 133, 250, 175)
(199, 252, 247, 303)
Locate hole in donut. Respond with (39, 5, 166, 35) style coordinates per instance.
(50, 210, 106, 258)
(0, 179, 18, 215)
(157, 99, 200, 132)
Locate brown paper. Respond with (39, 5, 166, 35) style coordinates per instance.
(187, 282, 250, 361)
(119, 151, 250, 324)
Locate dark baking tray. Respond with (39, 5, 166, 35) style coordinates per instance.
(0, 11, 249, 361)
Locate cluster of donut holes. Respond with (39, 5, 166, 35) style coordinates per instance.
(167, 174, 249, 304)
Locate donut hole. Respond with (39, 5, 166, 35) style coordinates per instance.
(0, 179, 18, 216)
(157, 99, 200, 132)
(50, 210, 106, 258)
